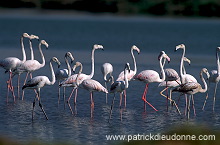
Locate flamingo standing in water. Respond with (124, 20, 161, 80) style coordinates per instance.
(0, 33, 30, 101)
(159, 56, 191, 111)
(22, 57, 61, 120)
(55, 52, 74, 105)
(101, 62, 113, 103)
(15, 40, 49, 100)
(203, 47, 220, 111)
(134, 51, 170, 111)
(115, 45, 140, 107)
(59, 44, 104, 106)
(109, 63, 130, 121)
(171, 68, 210, 119)
(13, 34, 39, 98)
(175, 44, 197, 115)
(76, 64, 108, 118)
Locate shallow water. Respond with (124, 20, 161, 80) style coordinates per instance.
(0, 12, 220, 144)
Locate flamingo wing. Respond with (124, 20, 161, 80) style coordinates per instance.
(82, 79, 108, 93)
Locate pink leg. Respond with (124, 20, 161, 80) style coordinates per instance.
(124, 90, 127, 108)
(22, 72, 29, 100)
(119, 93, 122, 108)
(90, 92, 94, 118)
(142, 84, 158, 111)
(74, 88, 78, 105)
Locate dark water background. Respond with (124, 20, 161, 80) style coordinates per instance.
(0, 11, 220, 145)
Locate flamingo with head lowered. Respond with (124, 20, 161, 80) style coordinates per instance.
(22, 57, 61, 121)
(101, 62, 113, 103)
(134, 51, 170, 111)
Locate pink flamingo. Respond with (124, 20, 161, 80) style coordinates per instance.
(59, 44, 104, 106)
(175, 44, 197, 115)
(12, 34, 39, 98)
(55, 52, 74, 105)
(76, 65, 108, 118)
(171, 68, 209, 119)
(15, 40, 49, 100)
(0, 33, 30, 101)
(101, 62, 113, 103)
(134, 51, 170, 111)
(22, 57, 61, 120)
(109, 63, 130, 121)
(203, 47, 220, 111)
(115, 45, 140, 107)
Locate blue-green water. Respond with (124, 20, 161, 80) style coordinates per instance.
(0, 11, 220, 145)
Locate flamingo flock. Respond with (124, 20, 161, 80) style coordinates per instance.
(0, 32, 219, 121)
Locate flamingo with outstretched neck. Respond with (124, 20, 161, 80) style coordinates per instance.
(59, 44, 104, 106)
(15, 40, 49, 100)
(0, 33, 30, 101)
(134, 51, 170, 111)
(22, 57, 61, 121)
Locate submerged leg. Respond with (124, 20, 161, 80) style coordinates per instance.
(213, 82, 218, 112)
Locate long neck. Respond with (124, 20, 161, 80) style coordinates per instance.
(89, 48, 95, 78)
(159, 56, 166, 82)
(131, 48, 137, 74)
(49, 61, 56, 85)
(199, 71, 208, 93)
(124, 69, 129, 89)
(216, 49, 220, 75)
(180, 48, 185, 83)
(38, 43, 45, 67)
(65, 56, 71, 77)
(20, 36, 26, 63)
(29, 40, 34, 60)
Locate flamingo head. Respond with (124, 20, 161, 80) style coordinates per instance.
(22, 33, 30, 38)
(51, 57, 61, 68)
(217, 47, 220, 52)
(158, 51, 170, 63)
(65, 52, 75, 64)
(41, 40, 49, 49)
(30, 34, 39, 40)
(72, 61, 82, 74)
(202, 68, 210, 80)
(132, 45, 140, 54)
(175, 44, 185, 51)
(183, 57, 191, 65)
(94, 44, 104, 50)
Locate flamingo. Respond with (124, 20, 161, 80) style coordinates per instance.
(12, 34, 39, 98)
(62, 61, 83, 114)
(55, 52, 74, 105)
(171, 68, 210, 119)
(0, 32, 30, 101)
(101, 62, 113, 103)
(14, 40, 49, 100)
(59, 44, 104, 106)
(159, 56, 191, 108)
(22, 57, 61, 120)
(109, 63, 130, 121)
(175, 44, 198, 115)
(202, 47, 220, 111)
(76, 65, 108, 118)
(134, 51, 170, 111)
(175, 44, 197, 84)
